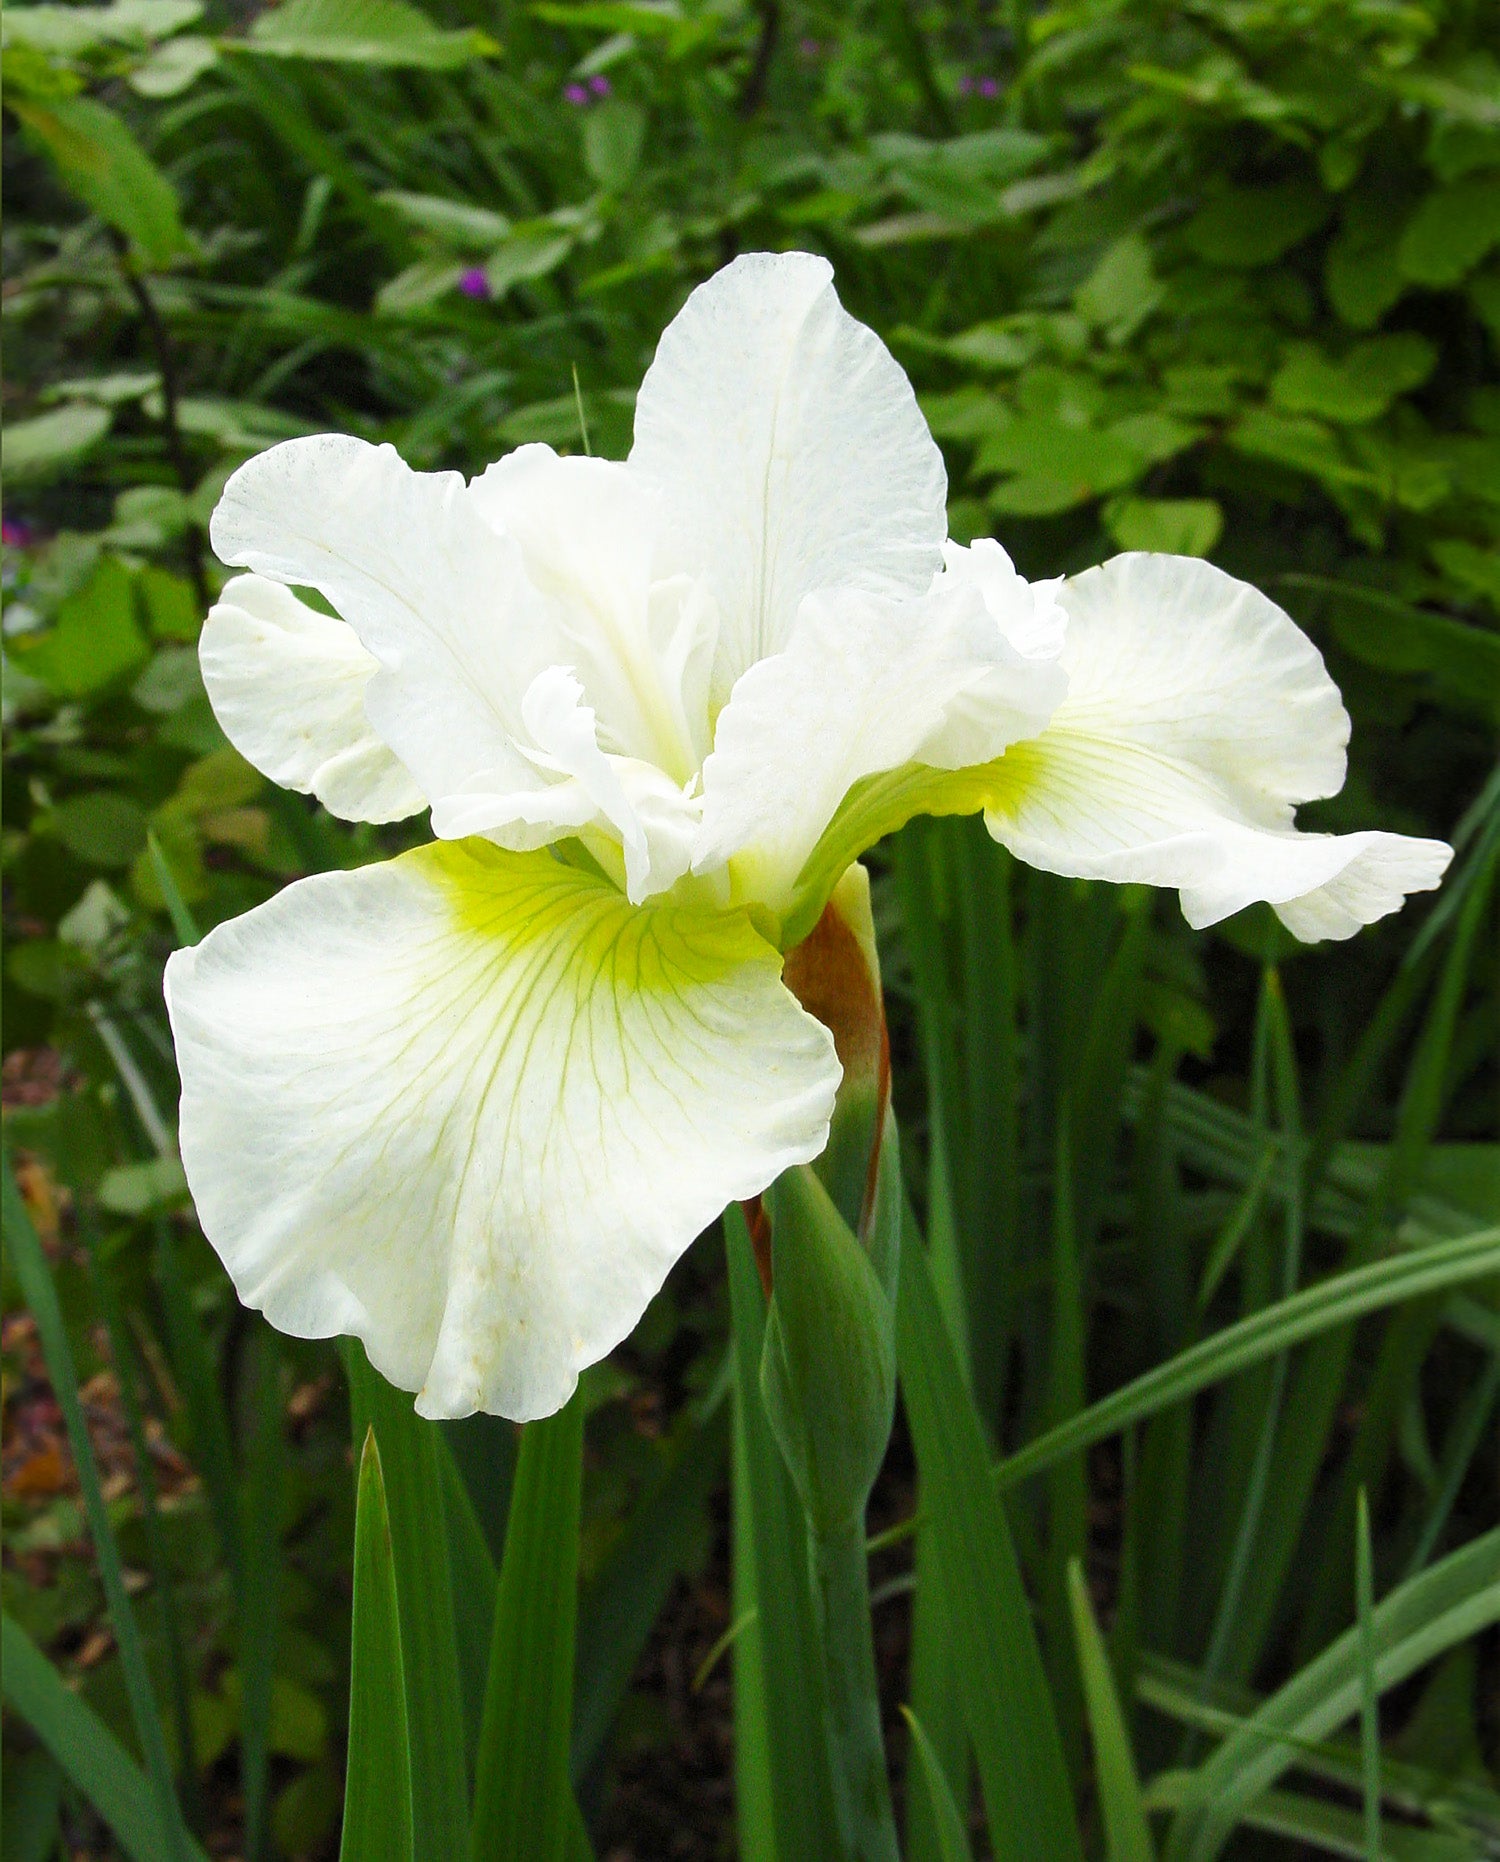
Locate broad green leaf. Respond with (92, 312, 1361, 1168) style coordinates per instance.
(1164, 1530, 1500, 1862)
(11, 95, 184, 264)
(243, 0, 497, 66)
(1, 1, 201, 55)
(582, 100, 646, 191)
(900, 1707, 975, 1862)
(1068, 1562, 1155, 1862)
(1429, 539, 1500, 610)
(12, 556, 148, 697)
(378, 190, 512, 247)
(1105, 497, 1222, 558)
(376, 259, 465, 314)
(1228, 409, 1374, 489)
(897, 1215, 1084, 1862)
(1, 403, 110, 481)
(978, 416, 1142, 506)
(339, 1431, 415, 1862)
(1185, 183, 1330, 267)
(1398, 176, 1500, 285)
(471, 1395, 586, 1862)
(128, 34, 217, 96)
(1272, 337, 1438, 424)
(52, 790, 148, 867)
(2, 1161, 194, 1862)
(348, 1349, 470, 1857)
(1325, 230, 1405, 330)
(484, 231, 573, 299)
(98, 1156, 188, 1214)
(2, 1617, 208, 1862)
(1076, 234, 1161, 343)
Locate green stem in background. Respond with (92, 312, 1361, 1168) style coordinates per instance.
(809, 1520, 901, 1862)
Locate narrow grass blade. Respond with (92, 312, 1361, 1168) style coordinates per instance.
(1401, 1354, 1500, 1578)
(996, 1225, 1500, 1494)
(347, 1346, 471, 1854)
(471, 1393, 585, 1862)
(1148, 1772, 1474, 1860)
(1356, 1493, 1380, 1862)
(238, 1329, 282, 1862)
(725, 1204, 841, 1861)
(1200, 970, 1304, 1692)
(1137, 1651, 1500, 1837)
(731, 1366, 779, 1862)
(340, 1430, 415, 1862)
(904, 1517, 969, 1862)
(901, 1705, 976, 1862)
(85, 1218, 203, 1829)
(2, 1616, 209, 1862)
(896, 1213, 1084, 1862)
(1164, 1529, 1500, 1862)
(146, 828, 201, 946)
(573, 1391, 728, 1780)
(153, 1219, 241, 1587)
(1067, 1561, 1156, 1862)
(2, 1158, 194, 1862)
(438, 1441, 498, 1762)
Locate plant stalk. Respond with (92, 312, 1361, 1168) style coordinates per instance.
(808, 1517, 900, 1862)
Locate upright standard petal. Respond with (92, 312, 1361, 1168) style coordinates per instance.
(694, 557, 1066, 926)
(200, 575, 426, 824)
(165, 841, 839, 1422)
(628, 251, 949, 699)
(981, 554, 1452, 939)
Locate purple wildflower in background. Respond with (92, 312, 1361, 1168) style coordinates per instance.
(458, 268, 491, 301)
(798, 36, 821, 57)
(978, 76, 999, 98)
(589, 73, 611, 96)
(2, 520, 33, 549)
(957, 74, 975, 94)
(564, 82, 590, 106)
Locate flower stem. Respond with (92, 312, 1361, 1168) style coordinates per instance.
(808, 1516, 900, 1862)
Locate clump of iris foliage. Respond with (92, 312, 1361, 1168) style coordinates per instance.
(2, 1, 1497, 1859)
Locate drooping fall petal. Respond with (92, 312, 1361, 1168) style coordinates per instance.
(166, 840, 839, 1422)
(981, 553, 1452, 939)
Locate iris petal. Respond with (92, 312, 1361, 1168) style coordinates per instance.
(166, 840, 839, 1421)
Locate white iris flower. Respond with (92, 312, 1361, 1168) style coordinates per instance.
(165, 252, 1451, 1422)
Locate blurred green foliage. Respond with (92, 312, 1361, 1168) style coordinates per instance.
(3, 0, 1496, 1856)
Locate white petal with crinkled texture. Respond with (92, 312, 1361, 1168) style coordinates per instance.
(199, 575, 426, 824)
(695, 568, 1066, 917)
(470, 445, 716, 780)
(165, 841, 839, 1422)
(209, 433, 595, 846)
(981, 554, 1452, 939)
(628, 251, 949, 701)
